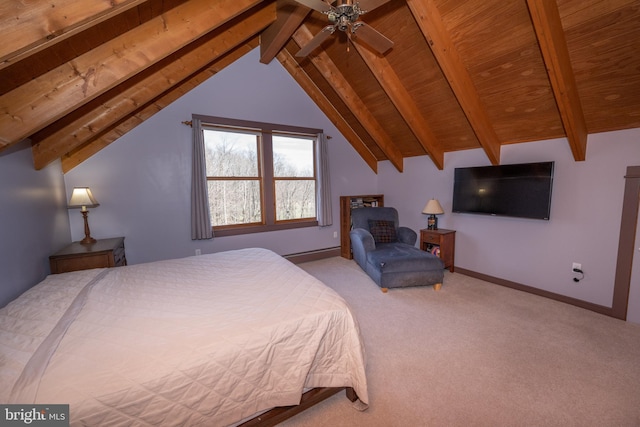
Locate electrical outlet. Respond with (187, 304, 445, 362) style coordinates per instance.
(333, 231, 338, 238)
(195, 249, 201, 256)
(572, 262, 581, 272)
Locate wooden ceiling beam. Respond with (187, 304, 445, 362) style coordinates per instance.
(527, 0, 587, 161)
(292, 24, 403, 172)
(354, 43, 445, 170)
(406, 0, 501, 165)
(0, 0, 151, 71)
(277, 48, 378, 172)
(0, 0, 263, 152)
(32, 4, 276, 170)
(260, 0, 310, 64)
(62, 40, 260, 173)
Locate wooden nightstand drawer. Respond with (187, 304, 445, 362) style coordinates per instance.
(421, 233, 442, 244)
(52, 253, 111, 273)
(50, 237, 126, 274)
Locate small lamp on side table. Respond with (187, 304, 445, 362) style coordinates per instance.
(68, 187, 100, 245)
(422, 199, 444, 230)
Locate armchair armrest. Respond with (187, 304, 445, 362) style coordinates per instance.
(398, 227, 417, 246)
(350, 228, 376, 269)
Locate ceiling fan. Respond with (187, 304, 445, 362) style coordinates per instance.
(294, 0, 394, 58)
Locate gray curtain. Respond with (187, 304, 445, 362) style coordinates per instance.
(316, 132, 333, 226)
(191, 118, 213, 240)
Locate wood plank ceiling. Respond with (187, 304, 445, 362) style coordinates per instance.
(0, 0, 638, 173)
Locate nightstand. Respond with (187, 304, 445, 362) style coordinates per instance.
(420, 228, 455, 273)
(49, 237, 127, 274)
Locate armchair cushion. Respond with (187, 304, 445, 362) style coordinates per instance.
(368, 219, 398, 243)
(368, 243, 444, 274)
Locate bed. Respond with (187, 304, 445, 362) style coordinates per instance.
(0, 247, 368, 426)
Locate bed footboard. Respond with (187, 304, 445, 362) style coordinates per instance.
(239, 387, 358, 426)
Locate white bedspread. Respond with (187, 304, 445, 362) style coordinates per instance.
(1, 248, 368, 426)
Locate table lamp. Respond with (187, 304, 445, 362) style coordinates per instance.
(68, 187, 99, 244)
(422, 198, 444, 230)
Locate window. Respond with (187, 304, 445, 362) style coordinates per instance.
(273, 134, 316, 221)
(199, 116, 322, 236)
(204, 126, 262, 227)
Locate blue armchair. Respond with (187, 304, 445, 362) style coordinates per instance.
(350, 207, 444, 292)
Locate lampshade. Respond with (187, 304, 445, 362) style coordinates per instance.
(422, 199, 444, 215)
(68, 187, 99, 211)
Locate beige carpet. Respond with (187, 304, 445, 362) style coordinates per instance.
(281, 257, 640, 427)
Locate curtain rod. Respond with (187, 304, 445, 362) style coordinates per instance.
(181, 120, 331, 139)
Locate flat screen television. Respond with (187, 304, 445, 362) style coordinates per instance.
(452, 161, 554, 220)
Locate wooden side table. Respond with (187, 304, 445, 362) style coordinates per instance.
(49, 237, 127, 274)
(420, 228, 455, 273)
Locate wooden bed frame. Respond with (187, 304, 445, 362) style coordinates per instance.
(239, 387, 358, 426)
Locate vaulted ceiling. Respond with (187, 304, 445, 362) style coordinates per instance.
(1, 0, 638, 173)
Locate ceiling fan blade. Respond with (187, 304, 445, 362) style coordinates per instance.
(352, 22, 394, 54)
(293, 0, 333, 13)
(356, 0, 391, 13)
(296, 26, 336, 57)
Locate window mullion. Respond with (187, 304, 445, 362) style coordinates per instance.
(261, 132, 275, 226)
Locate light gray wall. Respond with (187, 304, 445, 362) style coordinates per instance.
(64, 47, 378, 264)
(61, 45, 640, 313)
(378, 128, 640, 308)
(0, 141, 70, 308)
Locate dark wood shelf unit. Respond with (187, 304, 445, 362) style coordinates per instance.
(340, 194, 384, 259)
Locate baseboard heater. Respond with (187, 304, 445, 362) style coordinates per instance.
(284, 247, 341, 264)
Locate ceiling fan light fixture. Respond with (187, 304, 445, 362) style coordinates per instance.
(350, 21, 363, 34)
(328, 4, 362, 31)
(295, 0, 393, 57)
